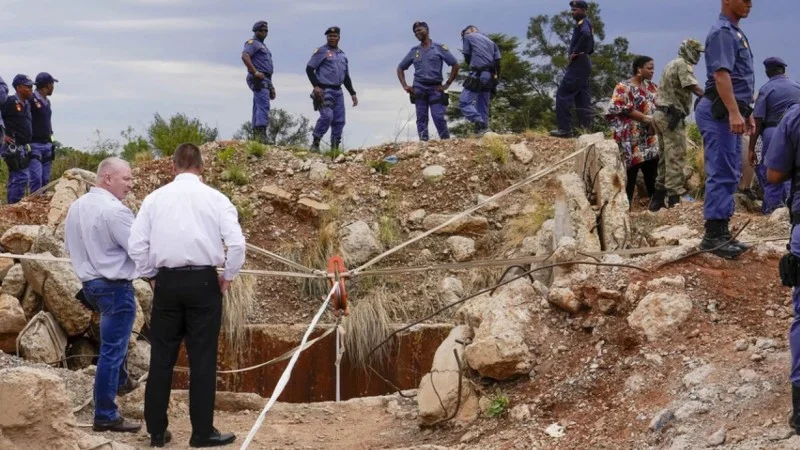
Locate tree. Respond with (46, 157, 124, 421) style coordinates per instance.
(120, 126, 153, 162)
(525, 2, 635, 129)
(233, 109, 312, 147)
(147, 113, 218, 156)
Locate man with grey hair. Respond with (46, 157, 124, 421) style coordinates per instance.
(64, 156, 142, 434)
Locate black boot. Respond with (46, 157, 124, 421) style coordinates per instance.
(310, 136, 321, 152)
(549, 129, 574, 138)
(648, 190, 667, 212)
(253, 126, 267, 144)
(331, 138, 341, 151)
(791, 384, 800, 434)
(699, 219, 746, 259)
(721, 219, 752, 252)
(667, 195, 681, 208)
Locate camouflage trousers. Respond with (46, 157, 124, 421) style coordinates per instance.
(653, 109, 688, 196)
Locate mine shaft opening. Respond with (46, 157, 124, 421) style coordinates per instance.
(169, 323, 451, 403)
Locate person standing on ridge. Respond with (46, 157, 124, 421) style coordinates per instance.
(29, 72, 58, 193)
(241, 20, 275, 144)
(458, 25, 500, 136)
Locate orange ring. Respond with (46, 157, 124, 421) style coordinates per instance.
(327, 256, 349, 316)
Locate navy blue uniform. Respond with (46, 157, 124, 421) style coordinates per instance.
(399, 42, 458, 140)
(458, 31, 500, 129)
(29, 90, 54, 193)
(555, 17, 594, 133)
(243, 36, 274, 129)
(0, 94, 32, 204)
(307, 43, 356, 147)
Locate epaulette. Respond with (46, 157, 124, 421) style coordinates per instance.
(246, 39, 253, 44)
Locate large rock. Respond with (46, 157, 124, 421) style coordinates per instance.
(553, 173, 600, 253)
(573, 132, 606, 176)
(422, 214, 489, 235)
(589, 140, 631, 251)
(437, 277, 464, 305)
(422, 165, 446, 180)
(17, 312, 68, 364)
(648, 225, 698, 246)
(628, 292, 693, 341)
(446, 236, 476, 262)
(462, 278, 535, 380)
(20, 285, 42, 320)
(0, 225, 44, 254)
(510, 142, 533, 164)
(0, 293, 26, 353)
(0, 366, 133, 450)
(308, 161, 330, 181)
(65, 338, 96, 371)
(47, 169, 96, 227)
(128, 339, 151, 381)
(339, 221, 382, 267)
(0, 258, 13, 280)
(134, 279, 153, 325)
(21, 254, 90, 336)
(547, 236, 596, 313)
(2, 264, 26, 299)
(417, 326, 479, 425)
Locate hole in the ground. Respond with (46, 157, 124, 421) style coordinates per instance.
(171, 324, 451, 403)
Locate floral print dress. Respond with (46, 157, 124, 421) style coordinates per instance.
(606, 79, 660, 169)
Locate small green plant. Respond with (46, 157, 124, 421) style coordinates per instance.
(481, 136, 509, 165)
(377, 215, 401, 246)
(223, 165, 250, 186)
(486, 390, 509, 418)
(218, 146, 237, 164)
(367, 159, 391, 175)
(246, 141, 267, 158)
(324, 147, 345, 160)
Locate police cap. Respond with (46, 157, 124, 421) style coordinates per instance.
(413, 21, 429, 32)
(325, 26, 340, 35)
(252, 20, 268, 32)
(35, 72, 58, 86)
(764, 57, 788, 69)
(570, 1, 589, 9)
(12, 74, 33, 88)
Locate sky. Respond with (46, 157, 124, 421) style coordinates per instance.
(0, 0, 793, 151)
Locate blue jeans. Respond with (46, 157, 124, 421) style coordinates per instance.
(83, 278, 136, 424)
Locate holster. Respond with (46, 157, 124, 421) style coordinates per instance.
(665, 106, 686, 131)
(463, 75, 482, 92)
(310, 91, 323, 111)
(3, 145, 30, 171)
(780, 253, 800, 287)
(42, 145, 55, 163)
(705, 87, 754, 121)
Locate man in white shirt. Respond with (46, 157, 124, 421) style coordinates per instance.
(129, 143, 245, 448)
(64, 157, 142, 433)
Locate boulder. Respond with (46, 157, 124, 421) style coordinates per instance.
(0, 225, 45, 254)
(510, 142, 533, 164)
(417, 326, 479, 425)
(422, 165, 446, 180)
(17, 312, 68, 364)
(573, 132, 606, 176)
(446, 236, 476, 262)
(260, 185, 294, 204)
(0, 293, 26, 353)
(406, 209, 427, 229)
(308, 161, 330, 181)
(463, 278, 535, 380)
(589, 140, 631, 251)
(134, 279, 153, 325)
(339, 221, 382, 267)
(437, 277, 464, 305)
(2, 264, 26, 299)
(21, 254, 90, 336)
(127, 339, 151, 381)
(20, 285, 42, 320)
(0, 258, 13, 280)
(628, 292, 693, 341)
(648, 225, 698, 247)
(47, 169, 96, 227)
(65, 338, 96, 371)
(553, 173, 600, 253)
(422, 214, 489, 235)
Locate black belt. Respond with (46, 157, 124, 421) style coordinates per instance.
(320, 84, 342, 90)
(764, 122, 780, 129)
(792, 211, 800, 226)
(416, 80, 443, 86)
(158, 265, 216, 273)
(88, 278, 132, 284)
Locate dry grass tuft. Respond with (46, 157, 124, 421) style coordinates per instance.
(221, 273, 256, 357)
(502, 194, 554, 254)
(298, 221, 339, 299)
(342, 286, 411, 370)
(481, 136, 510, 165)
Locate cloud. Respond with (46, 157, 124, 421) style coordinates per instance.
(71, 17, 218, 31)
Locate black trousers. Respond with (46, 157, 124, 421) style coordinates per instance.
(144, 268, 222, 437)
(626, 157, 659, 204)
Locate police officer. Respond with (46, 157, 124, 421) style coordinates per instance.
(550, 1, 595, 138)
(241, 20, 275, 144)
(459, 25, 500, 136)
(763, 103, 800, 436)
(0, 76, 8, 140)
(650, 39, 705, 211)
(0, 75, 34, 204)
(749, 57, 800, 214)
(397, 21, 460, 142)
(30, 72, 57, 193)
(695, 0, 754, 259)
(306, 26, 358, 152)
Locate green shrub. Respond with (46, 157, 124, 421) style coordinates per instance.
(246, 141, 267, 158)
(147, 112, 218, 156)
(223, 165, 249, 186)
(218, 146, 237, 164)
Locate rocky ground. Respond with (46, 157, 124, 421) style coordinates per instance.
(0, 132, 798, 449)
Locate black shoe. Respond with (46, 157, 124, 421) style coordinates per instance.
(473, 122, 489, 137)
(667, 195, 681, 208)
(331, 138, 341, 151)
(699, 219, 746, 259)
(117, 377, 139, 396)
(648, 190, 667, 212)
(791, 384, 800, 435)
(189, 428, 236, 448)
(549, 129, 574, 138)
(721, 219, 752, 252)
(310, 136, 321, 152)
(151, 430, 172, 447)
(92, 416, 142, 433)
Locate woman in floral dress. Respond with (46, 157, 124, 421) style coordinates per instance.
(606, 55, 660, 206)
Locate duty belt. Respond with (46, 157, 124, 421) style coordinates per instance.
(320, 84, 342, 90)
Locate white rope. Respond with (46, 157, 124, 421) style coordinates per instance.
(239, 283, 340, 450)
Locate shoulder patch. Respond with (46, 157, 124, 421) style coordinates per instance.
(687, 65, 693, 73)
(578, 19, 584, 26)
(313, 47, 319, 54)
(247, 39, 253, 44)
(441, 44, 448, 51)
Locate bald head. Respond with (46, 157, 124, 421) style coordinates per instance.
(96, 157, 133, 200)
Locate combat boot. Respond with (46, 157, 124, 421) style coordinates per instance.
(667, 194, 681, 208)
(648, 190, 667, 212)
(253, 126, 267, 144)
(722, 219, 752, 252)
(791, 384, 800, 434)
(699, 219, 745, 259)
(331, 138, 341, 151)
(310, 136, 321, 152)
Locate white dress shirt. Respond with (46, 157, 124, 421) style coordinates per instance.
(64, 187, 138, 282)
(128, 173, 246, 280)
